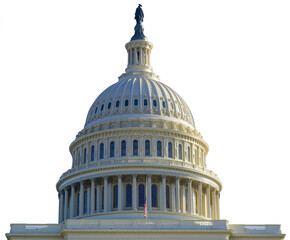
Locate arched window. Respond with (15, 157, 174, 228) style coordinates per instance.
(113, 185, 118, 209)
(110, 141, 115, 158)
(178, 144, 182, 160)
(145, 140, 150, 156)
(107, 102, 112, 109)
(101, 104, 104, 111)
(91, 145, 95, 161)
(84, 190, 88, 214)
(162, 101, 166, 108)
(121, 140, 126, 156)
(138, 184, 145, 207)
(134, 99, 138, 106)
(153, 99, 157, 107)
(95, 106, 98, 113)
(166, 185, 170, 208)
(84, 148, 87, 164)
(151, 184, 157, 207)
(116, 100, 120, 108)
(143, 99, 148, 106)
(187, 146, 190, 162)
(133, 140, 138, 156)
(168, 142, 173, 158)
(100, 143, 104, 159)
(157, 141, 162, 157)
(126, 184, 132, 207)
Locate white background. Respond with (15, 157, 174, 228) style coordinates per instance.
(0, 0, 289, 238)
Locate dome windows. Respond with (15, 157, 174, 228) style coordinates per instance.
(143, 99, 148, 106)
(100, 143, 104, 159)
(162, 101, 166, 108)
(107, 102, 112, 110)
(115, 100, 120, 108)
(134, 98, 139, 106)
(121, 140, 127, 156)
(124, 99, 129, 107)
(133, 140, 138, 156)
(101, 104, 104, 111)
(145, 140, 150, 156)
(153, 99, 157, 107)
(110, 141, 115, 158)
(95, 107, 98, 113)
(168, 142, 173, 158)
(91, 145, 95, 161)
(157, 141, 162, 157)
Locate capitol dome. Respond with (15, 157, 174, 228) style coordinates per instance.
(85, 74, 195, 129)
(56, 5, 222, 222)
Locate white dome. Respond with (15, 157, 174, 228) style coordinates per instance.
(85, 73, 195, 129)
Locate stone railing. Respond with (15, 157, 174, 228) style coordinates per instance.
(9, 224, 62, 234)
(229, 224, 282, 235)
(64, 219, 228, 230)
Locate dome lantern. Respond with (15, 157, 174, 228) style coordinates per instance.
(125, 5, 153, 74)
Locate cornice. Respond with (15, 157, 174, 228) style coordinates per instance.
(56, 164, 222, 191)
(5, 233, 62, 240)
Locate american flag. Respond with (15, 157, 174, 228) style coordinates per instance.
(144, 198, 147, 219)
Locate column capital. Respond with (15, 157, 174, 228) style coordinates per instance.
(132, 174, 137, 178)
(117, 174, 122, 179)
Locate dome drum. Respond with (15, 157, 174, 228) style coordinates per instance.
(57, 172, 221, 223)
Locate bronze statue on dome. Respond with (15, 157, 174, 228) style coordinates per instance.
(135, 4, 144, 24)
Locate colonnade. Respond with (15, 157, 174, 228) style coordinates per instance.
(58, 174, 220, 223)
(127, 47, 150, 67)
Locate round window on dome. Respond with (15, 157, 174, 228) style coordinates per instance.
(108, 102, 112, 109)
(143, 99, 148, 106)
(101, 104, 104, 111)
(153, 99, 157, 107)
(125, 99, 129, 107)
(116, 100, 120, 108)
(134, 99, 138, 106)
(162, 101, 166, 108)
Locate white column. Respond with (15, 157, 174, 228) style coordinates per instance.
(175, 177, 180, 213)
(118, 175, 122, 211)
(70, 185, 75, 218)
(188, 180, 192, 214)
(212, 189, 216, 219)
(171, 182, 175, 212)
(140, 47, 143, 64)
(192, 189, 196, 215)
(58, 191, 63, 223)
(147, 175, 152, 211)
(79, 181, 84, 215)
(206, 185, 210, 218)
(90, 179, 95, 214)
(161, 175, 166, 211)
(104, 177, 108, 212)
(87, 187, 90, 214)
(134, 48, 137, 65)
(181, 184, 185, 213)
(64, 188, 68, 220)
(198, 182, 202, 216)
(132, 174, 137, 211)
(216, 192, 220, 219)
(96, 183, 101, 213)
